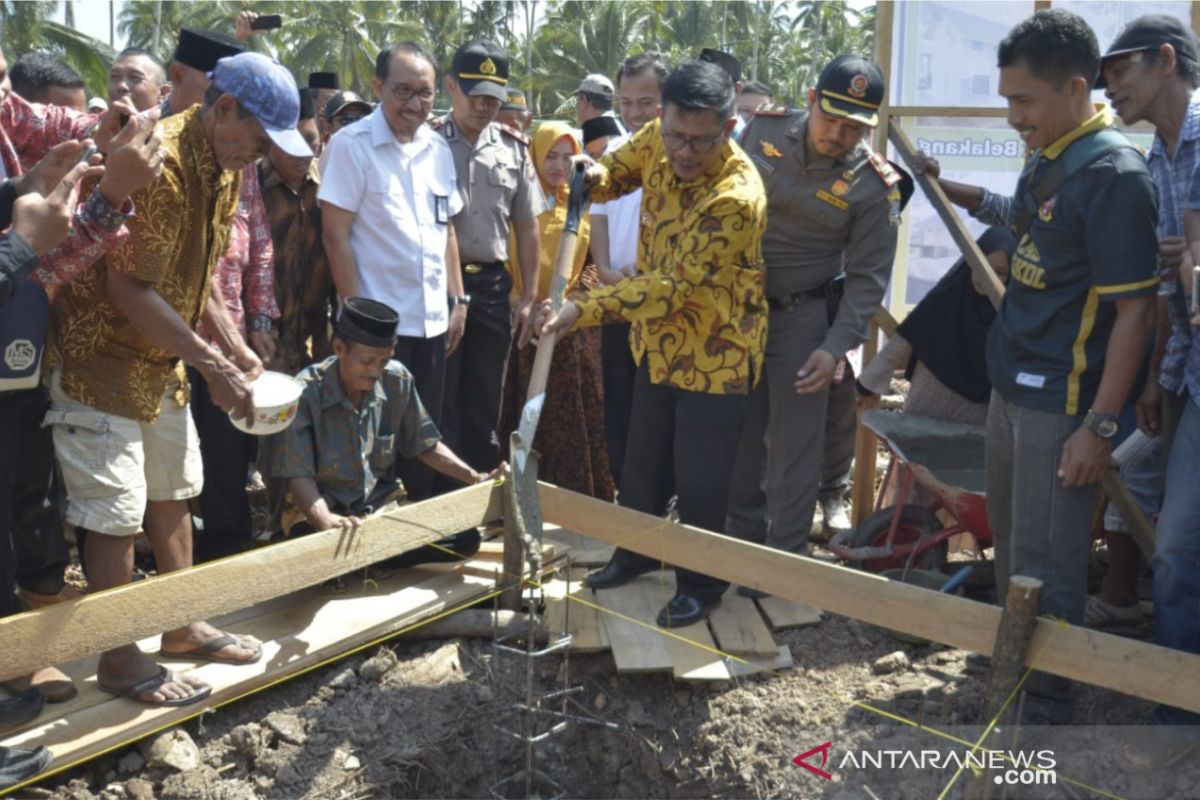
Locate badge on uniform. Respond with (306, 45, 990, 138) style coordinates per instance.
(751, 153, 776, 174)
(816, 189, 849, 211)
(1038, 196, 1056, 222)
(831, 180, 850, 197)
(435, 195, 450, 224)
(842, 169, 854, 181)
(761, 141, 783, 158)
(888, 198, 902, 228)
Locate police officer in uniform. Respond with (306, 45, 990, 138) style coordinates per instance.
(727, 55, 901, 582)
(435, 40, 545, 480)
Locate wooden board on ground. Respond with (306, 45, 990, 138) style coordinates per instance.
(663, 619, 730, 681)
(541, 569, 608, 652)
(0, 567, 497, 785)
(728, 645, 795, 678)
(708, 595, 781, 656)
(594, 576, 675, 673)
(757, 596, 825, 631)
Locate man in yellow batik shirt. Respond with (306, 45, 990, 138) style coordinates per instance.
(541, 58, 767, 628)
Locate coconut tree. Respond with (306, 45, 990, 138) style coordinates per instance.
(532, 0, 651, 115)
(1, 0, 116, 97)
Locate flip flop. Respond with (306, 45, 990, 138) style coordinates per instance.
(98, 666, 212, 708)
(3, 667, 77, 703)
(159, 633, 263, 665)
(1084, 594, 1143, 628)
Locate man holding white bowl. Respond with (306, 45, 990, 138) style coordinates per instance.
(265, 297, 499, 587)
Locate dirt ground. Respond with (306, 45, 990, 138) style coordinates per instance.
(26, 555, 1190, 800)
(24, 387, 1196, 800)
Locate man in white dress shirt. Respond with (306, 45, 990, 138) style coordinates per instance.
(319, 41, 465, 501)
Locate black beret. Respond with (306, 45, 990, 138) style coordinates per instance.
(338, 297, 398, 347)
(308, 71, 339, 90)
(582, 115, 622, 146)
(173, 27, 245, 73)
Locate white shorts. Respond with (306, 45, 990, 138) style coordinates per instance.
(44, 369, 204, 536)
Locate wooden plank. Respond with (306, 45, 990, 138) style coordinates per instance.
(888, 121, 1006, 306)
(594, 575, 674, 673)
(664, 620, 730, 681)
(1, 568, 496, 772)
(0, 484, 503, 683)
(756, 596, 824, 631)
(539, 484, 1200, 715)
(541, 569, 608, 652)
(872, 306, 900, 338)
(707, 594, 780, 656)
(728, 645, 795, 679)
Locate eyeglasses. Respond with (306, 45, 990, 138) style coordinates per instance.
(332, 113, 366, 126)
(661, 129, 726, 154)
(384, 83, 435, 104)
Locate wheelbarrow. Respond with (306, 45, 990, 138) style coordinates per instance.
(826, 409, 993, 573)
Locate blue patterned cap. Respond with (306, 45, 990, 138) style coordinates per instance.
(211, 52, 310, 158)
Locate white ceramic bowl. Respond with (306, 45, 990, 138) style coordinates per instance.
(229, 371, 304, 435)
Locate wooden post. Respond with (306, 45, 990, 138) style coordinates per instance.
(982, 575, 1043, 721)
(848, 0, 897, 528)
(968, 575, 1042, 799)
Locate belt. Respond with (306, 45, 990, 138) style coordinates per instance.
(462, 261, 506, 274)
(767, 285, 827, 312)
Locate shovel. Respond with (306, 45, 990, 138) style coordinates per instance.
(504, 162, 589, 587)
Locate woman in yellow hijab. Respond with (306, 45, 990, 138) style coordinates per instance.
(498, 121, 614, 501)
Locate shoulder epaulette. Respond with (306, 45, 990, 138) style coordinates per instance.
(867, 151, 902, 188)
(752, 104, 791, 117)
(498, 122, 529, 146)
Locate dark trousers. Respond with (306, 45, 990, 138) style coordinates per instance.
(187, 366, 256, 563)
(609, 363, 747, 604)
(393, 332, 446, 502)
(0, 389, 69, 617)
(600, 322, 636, 489)
(438, 267, 512, 482)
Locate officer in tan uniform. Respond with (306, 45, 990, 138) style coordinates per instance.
(727, 55, 900, 588)
(435, 39, 545, 479)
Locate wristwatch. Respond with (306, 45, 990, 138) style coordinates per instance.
(1083, 410, 1120, 439)
(249, 314, 274, 334)
(448, 294, 471, 308)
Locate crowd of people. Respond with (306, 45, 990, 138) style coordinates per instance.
(0, 5, 1198, 787)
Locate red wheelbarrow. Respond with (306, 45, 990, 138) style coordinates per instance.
(827, 409, 993, 573)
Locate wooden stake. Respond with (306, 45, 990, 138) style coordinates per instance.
(851, 323, 881, 528)
(982, 575, 1043, 722)
(968, 575, 1043, 800)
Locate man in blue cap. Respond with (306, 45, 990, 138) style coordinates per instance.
(46, 52, 310, 708)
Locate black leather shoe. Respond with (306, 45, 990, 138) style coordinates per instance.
(583, 560, 651, 590)
(736, 585, 768, 600)
(0, 689, 44, 730)
(656, 594, 719, 628)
